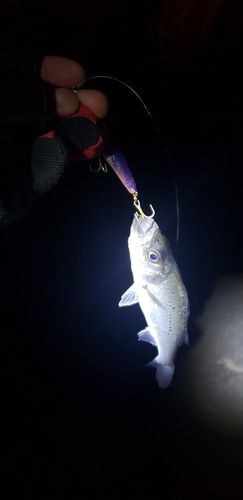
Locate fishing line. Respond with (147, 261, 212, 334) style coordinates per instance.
(78, 75, 180, 242)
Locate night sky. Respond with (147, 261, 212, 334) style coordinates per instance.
(1, 1, 243, 497)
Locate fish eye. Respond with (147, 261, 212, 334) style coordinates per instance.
(147, 250, 161, 262)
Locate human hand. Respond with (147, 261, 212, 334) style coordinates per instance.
(0, 51, 109, 226)
(40, 55, 109, 119)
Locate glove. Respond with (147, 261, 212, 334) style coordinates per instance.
(32, 103, 104, 194)
(0, 50, 104, 226)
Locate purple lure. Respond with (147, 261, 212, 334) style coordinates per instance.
(101, 127, 137, 196)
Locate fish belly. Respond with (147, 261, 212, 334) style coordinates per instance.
(137, 280, 187, 388)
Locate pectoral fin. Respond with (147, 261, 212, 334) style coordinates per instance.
(119, 284, 139, 307)
(137, 327, 157, 347)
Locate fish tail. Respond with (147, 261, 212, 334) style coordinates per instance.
(155, 364, 175, 388)
(147, 358, 175, 388)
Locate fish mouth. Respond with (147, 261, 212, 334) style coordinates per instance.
(130, 215, 155, 241)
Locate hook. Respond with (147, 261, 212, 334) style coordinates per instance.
(89, 156, 108, 173)
(133, 195, 155, 219)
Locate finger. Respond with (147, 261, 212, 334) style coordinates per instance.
(53, 88, 110, 119)
(77, 89, 109, 119)
(41, 55, 86, 88)
(54, 88, 80, 117)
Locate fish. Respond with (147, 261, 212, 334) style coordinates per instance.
(119, 213, 189, 388)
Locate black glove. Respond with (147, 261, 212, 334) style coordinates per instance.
(0, 49, 103, 226)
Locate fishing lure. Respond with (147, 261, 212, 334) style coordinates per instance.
(71, 76, 179, 219)
(68, 102, 150, 216)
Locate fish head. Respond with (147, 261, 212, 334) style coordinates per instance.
(128, 215, 175, 282)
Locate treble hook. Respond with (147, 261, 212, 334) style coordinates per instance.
(89, 156, 108, 173)
(133, 194, 155, 219)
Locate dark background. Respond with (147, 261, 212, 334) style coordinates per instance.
(1, 0, 243, 497)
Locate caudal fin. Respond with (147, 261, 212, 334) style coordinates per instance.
(155, 364, 175, 388)
(147, 357, 175, 388)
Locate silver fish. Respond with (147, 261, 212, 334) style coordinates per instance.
(119, 214, 189, 388)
